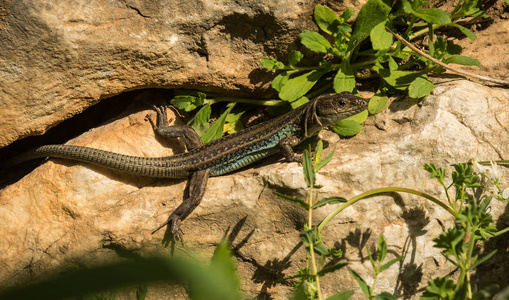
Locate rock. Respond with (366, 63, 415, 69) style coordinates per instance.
(0, 0, 341, 147)
(0, 81, 508, 299)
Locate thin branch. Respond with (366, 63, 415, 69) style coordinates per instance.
(386, 27, 509, 86)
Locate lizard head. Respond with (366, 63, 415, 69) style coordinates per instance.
(313, 92, 368, 127)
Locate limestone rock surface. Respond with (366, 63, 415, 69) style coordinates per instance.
(0, 81, 508, 299)
(1, 0, 366, 147)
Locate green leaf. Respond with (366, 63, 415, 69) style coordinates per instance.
(408, 76, 434, 98)
(317, 262, 348, 276)
(171, 94, 205, 112)
(379, 69, 424, 90)
(313, 139, 324, 164)
(272, 71, 294, 92)
(370, 22, 393, 50)
(388, 56, 398, 70)
(376, 235, 387, 262)
(347, 0, 391, 52)
(314, 150, 335, 173)
(424, 163, 446, 182)
(349, 269, 371, 298)
(414, 8, 451, 25)
(303, 150, 315, 187)
(290, 96, 310, 110)
(344, 109, 369, 124)
(469, 250, 497, 271)
(378, 256, 404, 273)
(368, 94, 388, 115)
(331, 120, 363, 137)
(375, 292, 396, 300)
(300, 230, 315, 248)
(201, 104, 235, 143)
(333, 60, 356, 93)
(299, 30, 332, 53)
(422, 277, 456, 300)
(341, 9, 354, 22)
(312, 196, 347, 209)
(193, 103, 211, 127)
(326, 290, 354, 300)
(314, 5, 339, 35)
(274, 192, 310, 209)
(260, 57, 285, 70)
(136, 285, 147, 300)
(443, 55, 481, 68)
(433, 228, 465, 257)
(448, 23, 477, 41)
(288, 50, 304, 66)
(314, 241, 329, 256)
(279, 69, 328, 101)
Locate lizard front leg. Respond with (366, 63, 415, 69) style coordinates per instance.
(146, 106, 203, 150)
(279, 136, 302, 163)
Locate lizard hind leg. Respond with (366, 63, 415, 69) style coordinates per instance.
(152, 169, 210, 237)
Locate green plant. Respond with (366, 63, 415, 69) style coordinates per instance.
(260, 0, 485, 133)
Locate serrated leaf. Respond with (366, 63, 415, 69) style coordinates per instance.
(408, 76, 434, 98)
(370, 22, 393, 50)
(314, 241, 329, 256)
(422, 277, 456, 300)
(201, 104, 235, 143)
(334, 60, 356, 93)
(379, 256, 404, 273)
(260, 57, 285, 70)
(300, 230, 315, 247)
(274, 192, 310, 209)
(317, 262, 348, 276)
(347, 0, 390, 52)
(312, 196, 346, 209)
(375, 292, 396, 300)
(368, 94, 388, 115)
(288, 50, 304, 66)
(303, 150, 315, 187)
(299, 30, 332, 53)
(279, 69, 328, 101)
(443, 55, 481, 68)
(349, 269, 371, 297)
(326, 290, 354, 300)
(448, 23, 477, 41)
(314, 5, 339, 35)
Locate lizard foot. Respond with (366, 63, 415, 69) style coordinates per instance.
(152, 214, 183, 239)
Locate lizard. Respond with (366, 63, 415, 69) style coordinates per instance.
(5, 92, 368, 236)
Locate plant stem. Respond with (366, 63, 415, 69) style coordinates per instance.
(318, 187, 457, 232)
(307, 185, 323, 300)
(208, 97, 284, 107)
